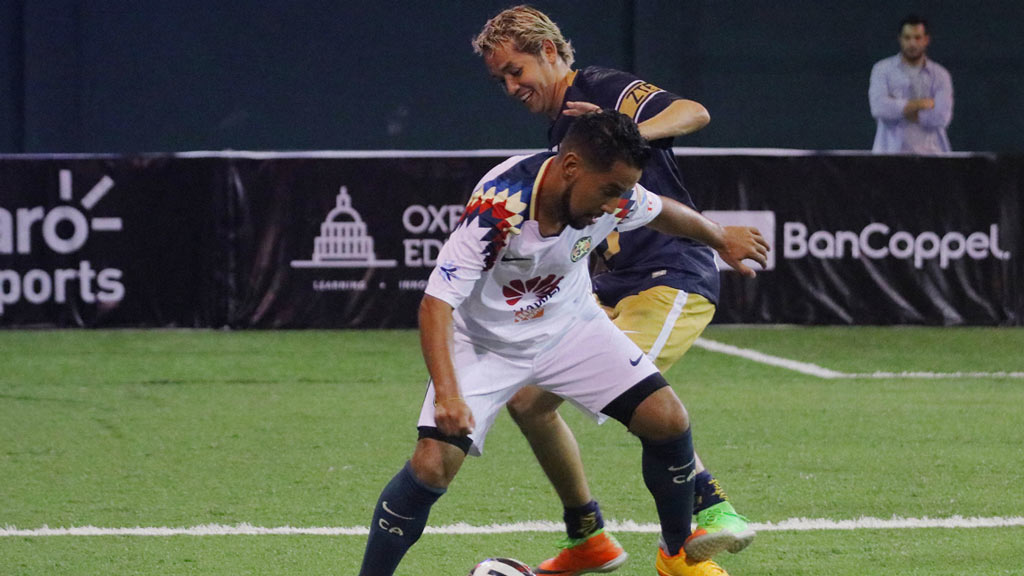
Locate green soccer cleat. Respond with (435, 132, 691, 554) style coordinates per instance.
(683, 501, 756, 561)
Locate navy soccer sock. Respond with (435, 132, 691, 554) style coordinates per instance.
(693, 469, 729, 514)
(641, 429, 695, 556)
(358, 461, 445, 576)
(564, 499, 605, 540)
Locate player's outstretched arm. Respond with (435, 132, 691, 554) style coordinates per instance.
(647, 196, 770, 277)
(564, 99, 709, 141)
(636, 99, 710, 140)
(419, 294, 475, 436)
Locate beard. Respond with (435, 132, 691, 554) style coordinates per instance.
(568, 215, 594, 230)
(562, 182, 595, 230)
(902, 47, 925, 63)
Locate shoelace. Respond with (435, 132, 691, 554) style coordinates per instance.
(699, 508, 750, 525)
(553, 528, 609, 551)
(554, 535, 585, 550)
(702, 562, 729, 575)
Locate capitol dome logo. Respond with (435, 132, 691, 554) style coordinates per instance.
(291, 186, 397, 269)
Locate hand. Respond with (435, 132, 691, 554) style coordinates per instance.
(717, 226, 770, 277)
(903, 98, 934, 122)
(563, 100, 601, 116)
(434, 396, 475, 437)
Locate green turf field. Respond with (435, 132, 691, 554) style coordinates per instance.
(2, 327, 1023, 575)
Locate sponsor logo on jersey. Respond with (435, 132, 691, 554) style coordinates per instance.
(502, 274, 564, 323)
(514, 307, 545, 323)
(502, 274, 562, 306)
(439, 261, 459, 282)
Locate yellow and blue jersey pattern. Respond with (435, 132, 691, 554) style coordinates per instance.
(616, 79, 665, 122)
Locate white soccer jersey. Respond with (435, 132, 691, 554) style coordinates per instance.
(425, 152, 663, 354)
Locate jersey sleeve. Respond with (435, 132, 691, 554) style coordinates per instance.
(424, 225, 485, 310)
(424, 155, 531, 310)
(590, 67, 682, 124)
(614, 182, 663, 232)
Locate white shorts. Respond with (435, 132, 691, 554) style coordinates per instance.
(417, 312, 659, 456)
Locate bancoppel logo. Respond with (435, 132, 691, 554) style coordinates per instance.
(291, 186, 397, 269)
(702, 211, 777, 271)
(784, 222, 1011, 269)
(0, 170, 125, 316)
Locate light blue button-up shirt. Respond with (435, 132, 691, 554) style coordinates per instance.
(869, 54, 953, 153)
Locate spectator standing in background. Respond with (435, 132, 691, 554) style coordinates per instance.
(869, 14, 953, 153)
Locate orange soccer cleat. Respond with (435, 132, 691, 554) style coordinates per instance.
(534, 530, 628, 575)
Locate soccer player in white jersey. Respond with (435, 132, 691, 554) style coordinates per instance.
(358, 111, 768, 576)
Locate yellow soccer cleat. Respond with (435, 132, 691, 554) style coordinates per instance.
(655, 543, 729, 576)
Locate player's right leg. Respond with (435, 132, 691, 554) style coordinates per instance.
(362, 343, 524, 576)
(358, 437, 466, 576)
(609, 287, 754, 560)
(507, 386, 627, 575)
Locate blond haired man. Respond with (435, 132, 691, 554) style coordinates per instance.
(473, 6, 756, 575)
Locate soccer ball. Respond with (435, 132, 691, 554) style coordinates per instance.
(467, 557, 536, 576)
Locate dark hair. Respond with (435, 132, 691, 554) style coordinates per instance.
(559, 109, 651, 172)
(899, 14, 928, 34)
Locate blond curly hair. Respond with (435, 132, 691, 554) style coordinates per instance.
(472, 5, 575, 66)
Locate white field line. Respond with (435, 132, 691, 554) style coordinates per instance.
(3, 516, 1023, 537)
(693, 338, 1024, 379)
(692, 338, 846, 378)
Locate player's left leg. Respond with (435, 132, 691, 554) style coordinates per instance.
(610, 287, 753, 560)
(508, 386, 627, 575)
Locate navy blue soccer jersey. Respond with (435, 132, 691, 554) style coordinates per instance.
(548, 67, 720, 306)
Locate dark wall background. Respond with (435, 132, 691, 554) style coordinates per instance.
(3, 0, 1022, 153)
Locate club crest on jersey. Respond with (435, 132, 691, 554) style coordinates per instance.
(570, 236, 592, 262)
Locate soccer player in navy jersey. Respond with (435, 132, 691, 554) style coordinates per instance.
(358, 111, 767, 576)
(472, 6, 759, 574)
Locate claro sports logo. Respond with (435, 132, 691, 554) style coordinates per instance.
(0, 170, 125, 316)
(784, 222, 1011, 269)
